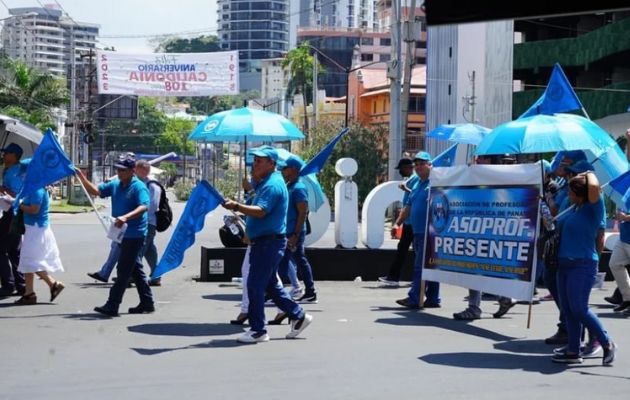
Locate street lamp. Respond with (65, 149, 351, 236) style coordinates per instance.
(307, 44, 383, 127)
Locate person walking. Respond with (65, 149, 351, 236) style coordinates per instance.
(76, 153, 154, 317)
(135, 159, 162, 286)
(395, 151, 440, 309)
(379, 157, 417, 286)
(222, 146, 312, 343)
(0, 143, 26, 298)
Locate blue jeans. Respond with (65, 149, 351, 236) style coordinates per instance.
(248, 237, 304, 333)
(143, 225, 158, 278)
(407, 233, 440, 306)
(278, 231, 316, 294)
(104, 237, 153, 312)
(99, 241, 121, 280)
(557, 258, 610, 354)
(278, 258, 300, 290)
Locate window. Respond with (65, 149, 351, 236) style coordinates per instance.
(360, 37, 373, 46)
(361, 53, 373, 62)
(380, 37, 391, 46)
(380, 53, 390, 62)
(408, 97, 426, 113)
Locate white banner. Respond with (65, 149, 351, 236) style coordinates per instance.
(423, 164, 543, 301)
(96, 50, 239, 97)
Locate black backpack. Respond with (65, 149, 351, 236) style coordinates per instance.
(148, 180, 173, 232)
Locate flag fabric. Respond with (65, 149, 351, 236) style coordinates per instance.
(603, 169, 630, 209)
(519, 63, 584, 119)
(299, 127, 349, 176)
(15, 128, 74, 204)
(152, 181, 224, 278)
(432, 144, 457, 167)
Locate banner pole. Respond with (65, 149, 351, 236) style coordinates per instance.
(527, 301, 533, 329)
(75, 174, 109, 233)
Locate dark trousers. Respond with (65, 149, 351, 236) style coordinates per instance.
(386, 223, 414, 281)
(104, 237, 153, 312)
(278, 231, 316, 294)
(0, 210, 24, 293)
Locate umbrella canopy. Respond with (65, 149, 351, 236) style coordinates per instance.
(475, 113, 616, 156)
(274, 148, 326, 212)
(587, 144, 628, 184)
(188, 107, 305, 143)
(0, 114, 42, 159)
(426, 123, 491, 146)
(603, 168, 630, 209)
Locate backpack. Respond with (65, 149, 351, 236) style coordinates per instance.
(148, 180, 173, 232)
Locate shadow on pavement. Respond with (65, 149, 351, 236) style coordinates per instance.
(419, 352, 569, 375)
(201, 294, 242, 302)
(374, 310, 517, 342)
(493, 339, 552, 355)
(131, 339, 245, 355)
(128, 322, 243, 337)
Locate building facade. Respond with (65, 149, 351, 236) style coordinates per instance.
(217, 0, 290, 92)
(1, 6, 99, 77)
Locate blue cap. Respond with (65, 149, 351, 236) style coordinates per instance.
(1, 143, 23, 158)
(414, 151, 432, 161)
(113, 152, 136, 170)
(250, 145, 278, 162)
(278, 154, 305, 170)
(565, 160, 593, 174)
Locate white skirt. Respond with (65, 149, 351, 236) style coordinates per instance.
(18, 224, 64, 274)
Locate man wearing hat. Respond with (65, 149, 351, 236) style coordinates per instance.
(0, 143, 26, 297)
(223, 146, 313, 343)
(277, 154, 318, 305)
(379, 157, 416, 286)
(396, 151, 440, 309)
(76, 152, 154, 317)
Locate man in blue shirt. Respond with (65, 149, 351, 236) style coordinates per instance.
(396, 151, 440, 309)
(0, 143, 26, 297)
(76, 153, 154, 317)
(223, 146, 313, 343)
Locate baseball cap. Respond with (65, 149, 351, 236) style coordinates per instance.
(250, 145, 278, 162)
(565, 160, 593, 174)
(414, 151, 432, 162)
(278, 154, 305, 170)
(395, 158, 413, 169)
(1, 143, 23, 158)
(113, 152, 136, 170)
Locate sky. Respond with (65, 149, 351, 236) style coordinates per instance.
(0, 0, 218, 53)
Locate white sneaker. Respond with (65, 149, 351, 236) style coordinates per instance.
(290, 286, 305, 299)
(286, 314, 313, 339)
(377, 276, 399, 287)
(237, 330, 270, 343)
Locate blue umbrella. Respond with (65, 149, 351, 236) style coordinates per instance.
(427, 123, 491, 146)
(188, 107, 305, 143)
(274, 148, 327, 212)
(603, 169, 630, 209)
(475, 113, 616, 156)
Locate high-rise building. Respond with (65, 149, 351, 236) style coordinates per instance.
(298, 0, 378, 30)
(217, 0, 290, 91)
(0, 6, 99, 77)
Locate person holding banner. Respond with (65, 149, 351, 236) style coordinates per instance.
(76, 153, 155, 317)
(396, 151, 441, 309)
(222, 146, 313, 343)
(552, 171, 616, 365)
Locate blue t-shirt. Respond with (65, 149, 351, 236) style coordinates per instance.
(286, 178, 308, 235)
(246, 171, 288, 239)
(2, 164, 24, 195)
(558, 196, 604, 261)
(620, 218, 630, 244)
(22, 188, 49, 227)
(98, 176, 150, 238)
(402, 174, 419, 226)
(406, 178, 430, 235)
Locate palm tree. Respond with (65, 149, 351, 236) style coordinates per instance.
(282, 42, 314, 137)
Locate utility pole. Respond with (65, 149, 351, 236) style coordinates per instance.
(388, 0, 403, 181)
(400, 0, 418, 150)
(463, 70, 477, 122)
(312, 52, 318, 130)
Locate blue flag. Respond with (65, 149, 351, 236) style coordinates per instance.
(300, 127, 349, 176)
(519, 63, 584, 118)
(15, 128, 74, 203)
(432, 144, 457, 167)
(603, 169, 630, 209)
(152, 181, 224, 279)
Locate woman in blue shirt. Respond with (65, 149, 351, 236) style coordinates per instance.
(14, 187, 65, 305)
(553, 172, 616, 365)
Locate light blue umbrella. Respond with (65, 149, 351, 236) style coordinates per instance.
(427, 123, 491, 146)
(475, 113, 616, 156)
(274, 148, 327, 212)
(603, 168, 630, 209)
(188, 107, 305, 143)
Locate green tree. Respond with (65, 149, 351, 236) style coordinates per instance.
(155, 117, 196, 155)
(299, 120, 389, 210)
(282, 42, 314, 137)
(153, 35, 221, 53)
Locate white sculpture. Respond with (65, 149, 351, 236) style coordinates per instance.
(361, 181, 404, 249)
(334, 158, 358, 248)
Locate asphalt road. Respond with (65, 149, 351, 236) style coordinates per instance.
(1, 198, 628, 400)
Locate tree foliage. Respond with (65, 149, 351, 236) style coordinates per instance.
(155, 117, 197, 155)
(153, 35, 221, 53)
(282, 42, 314, 136)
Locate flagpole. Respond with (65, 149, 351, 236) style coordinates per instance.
(75, 174, 109, 233)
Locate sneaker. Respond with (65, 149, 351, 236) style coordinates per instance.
(453, 308, 481, 321)
(87, 272, 108, 283)
(552, 352, 583, 364)
(613, 301, 630, 312)
(290, 286, 305, 299)
(297, 293, 318, 304)
(128, 303, 156, 314)
(581, 340, 602, 359)
(94, 305, 119, 317)
(378, 276, 400, 287)
(604, 291, 622, 305)
(396, 298, 420, 310)
(545, 329, 568, 345)
(624, 307, 630, 316)
(237, 330, 270, 343)
(602, 342, 617, 366)
(493, 299, 515, 318)
(553, 344, 569, 356)
(286, 314, 313, 339)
